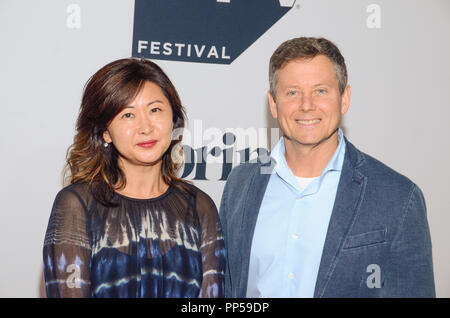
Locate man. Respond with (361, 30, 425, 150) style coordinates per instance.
(219, 37, 435, 297)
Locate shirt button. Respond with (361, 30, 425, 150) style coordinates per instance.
(288, 272, 294, 279)
(292, 234, 299, 239)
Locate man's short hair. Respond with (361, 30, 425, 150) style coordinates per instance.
(269, 37, 348, 97)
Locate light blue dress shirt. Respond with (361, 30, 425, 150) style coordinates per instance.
(247, 129, 346, 298)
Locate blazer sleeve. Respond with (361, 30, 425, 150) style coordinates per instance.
(384, 184, 435, 297)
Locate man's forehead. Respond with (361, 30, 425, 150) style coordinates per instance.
(277, 56, 338, 84)
(280, 55, 334, 70)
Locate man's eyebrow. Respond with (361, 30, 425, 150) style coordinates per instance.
(313, 83, 330, 87)
(283, 83, 330, 88)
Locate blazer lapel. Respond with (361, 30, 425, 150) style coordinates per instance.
(314, 139, 367, 298)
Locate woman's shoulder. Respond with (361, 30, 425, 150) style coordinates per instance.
(57, 181, 91, 196)
(54, 182, 94, 211)
(174, 180, 218, 215)
(174, 180, 211, 200)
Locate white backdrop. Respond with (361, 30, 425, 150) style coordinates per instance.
(0, 0, 449, 297)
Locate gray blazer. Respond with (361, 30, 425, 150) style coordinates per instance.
(219, 137, 435, 297)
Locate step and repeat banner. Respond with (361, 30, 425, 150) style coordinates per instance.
(0, 0, 449, 297)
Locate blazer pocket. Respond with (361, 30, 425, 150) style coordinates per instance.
(343, 228, 387, 250)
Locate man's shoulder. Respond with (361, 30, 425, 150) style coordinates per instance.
(348, 140, 417, 190)
(226, 157, 270, 183)
(222, 156, 272, 199)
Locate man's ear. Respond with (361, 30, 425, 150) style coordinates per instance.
(268, 91, 278, 119)
(103, 130, 112, 144)
(340, 84, 351, 115)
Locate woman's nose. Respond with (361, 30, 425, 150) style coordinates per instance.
(138, 114, 153, 134)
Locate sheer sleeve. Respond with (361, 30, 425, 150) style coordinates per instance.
(43, 187, 91, 297)
(195, 189, 226, 298)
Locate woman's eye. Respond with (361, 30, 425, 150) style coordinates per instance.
(121, 113, 134, 119)
(151, 107, 161, 113)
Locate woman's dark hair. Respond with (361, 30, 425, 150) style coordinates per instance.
(64, 58, 187, 206)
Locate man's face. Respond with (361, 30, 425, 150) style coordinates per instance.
(268, 55, 350, 151)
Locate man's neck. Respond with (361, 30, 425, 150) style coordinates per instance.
(116, 158, 168, 199)
(284, 131, 339, 178)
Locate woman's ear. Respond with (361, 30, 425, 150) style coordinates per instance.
(103, 130, 112, 143)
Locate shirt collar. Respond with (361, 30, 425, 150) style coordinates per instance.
(323, 128, 346, 173)
(270, 128, 346, 192)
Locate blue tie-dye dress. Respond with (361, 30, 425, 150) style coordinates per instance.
(43, 182, 226, 297)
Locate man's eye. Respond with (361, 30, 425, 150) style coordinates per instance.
(287, 90, 297, 96)
(317, 89, 327, 94)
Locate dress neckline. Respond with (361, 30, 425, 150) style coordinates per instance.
(113, 184, 173, 202)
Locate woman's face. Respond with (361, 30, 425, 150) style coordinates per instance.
(103, 81, 174, 168)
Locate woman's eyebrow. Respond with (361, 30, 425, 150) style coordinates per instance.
(125, 100, 165, 108)
(147, 100, 165, 106)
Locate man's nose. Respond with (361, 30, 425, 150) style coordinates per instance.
(299, 93, 316, 112)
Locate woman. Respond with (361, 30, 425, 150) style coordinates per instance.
(43, 58, 226, 298)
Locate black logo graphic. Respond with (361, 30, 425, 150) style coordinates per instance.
(132, 0, 295, 64)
